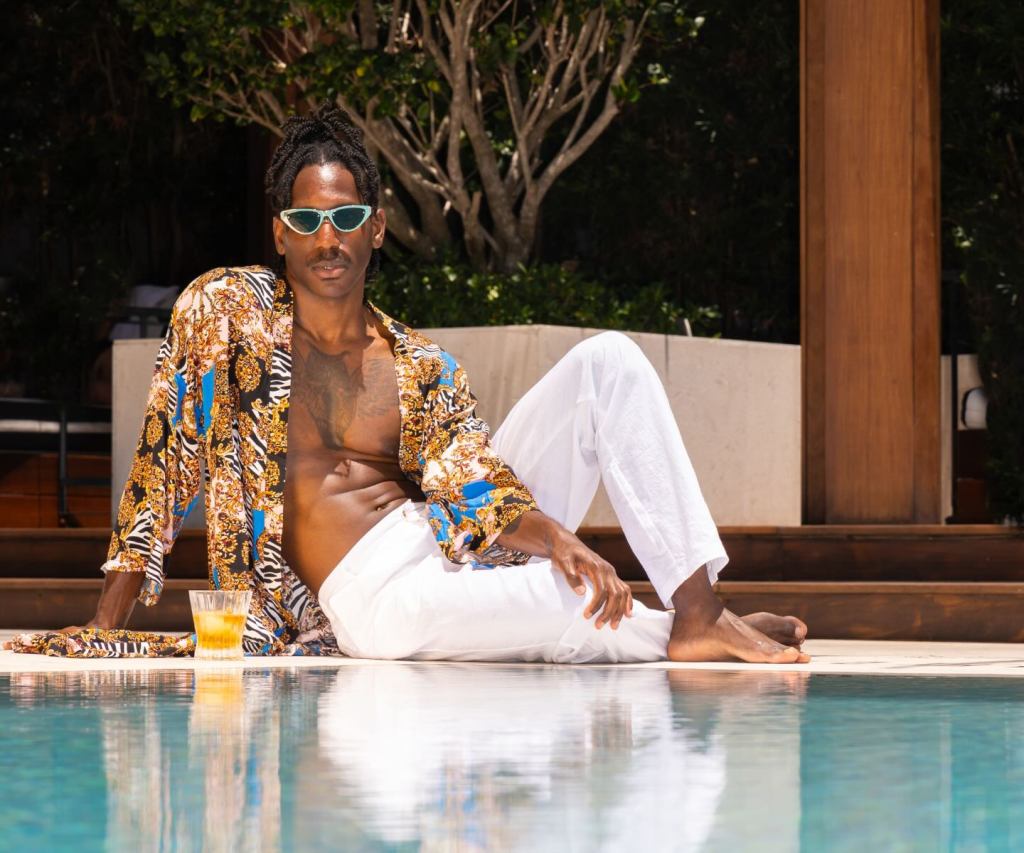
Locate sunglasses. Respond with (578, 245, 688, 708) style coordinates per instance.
(279, 204, 373, 235)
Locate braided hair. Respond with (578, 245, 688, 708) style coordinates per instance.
(265, 104, 382, 280)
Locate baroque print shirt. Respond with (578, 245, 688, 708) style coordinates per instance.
(101, 265, 537, 655)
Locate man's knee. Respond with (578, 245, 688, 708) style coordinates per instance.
(569, 331, 647, 373)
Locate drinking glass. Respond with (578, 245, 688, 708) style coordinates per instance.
(189, 590, 252, 660)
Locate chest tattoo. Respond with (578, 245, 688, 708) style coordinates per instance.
(292, 345, 398, 449)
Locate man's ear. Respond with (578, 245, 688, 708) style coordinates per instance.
(272, 216, 287, 256)
(371, 208, 387, 249)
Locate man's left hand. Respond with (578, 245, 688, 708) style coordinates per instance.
(496, 509, 634, 630)
(548, 532, 634, 630)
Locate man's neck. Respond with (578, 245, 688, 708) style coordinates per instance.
(287, 274, 369, 347)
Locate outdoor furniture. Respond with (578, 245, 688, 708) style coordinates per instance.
(0, 397, 111, 526)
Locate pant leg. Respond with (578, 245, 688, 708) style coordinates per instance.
(492, 332, 728, 607)
(318, 501, 671, 663)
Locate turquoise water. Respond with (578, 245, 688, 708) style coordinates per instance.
(2, 666, 1023, 852)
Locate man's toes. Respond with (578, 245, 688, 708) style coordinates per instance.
(740, 612, 808, 647)
(788, 616, 808, 642)
(767, 645, 810, 664)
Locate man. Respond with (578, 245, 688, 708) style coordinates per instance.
(18, 106, 808, 663)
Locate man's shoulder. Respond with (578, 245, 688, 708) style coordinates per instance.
(367, 301, 442, 356)
(183, 265, 280, 308)
(367, 302, 470, 396)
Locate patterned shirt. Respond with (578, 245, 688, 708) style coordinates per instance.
(102, 265, 537, 655)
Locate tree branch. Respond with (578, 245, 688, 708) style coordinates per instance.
(356, 0, 378, 48)
(517, 15, 649, 258)
(456, 2, 525, 260)
(167, 0, 653, 270)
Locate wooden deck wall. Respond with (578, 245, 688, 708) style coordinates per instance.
(4, 526, 1023, 642)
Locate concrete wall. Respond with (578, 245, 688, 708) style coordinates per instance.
(419, 326, 802, 527)
(112, 326, 804, 529)
(111, 339, 205, 527)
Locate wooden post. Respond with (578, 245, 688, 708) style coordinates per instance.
(801, 0, 941, 523)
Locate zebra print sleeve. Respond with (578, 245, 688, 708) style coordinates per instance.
(101, 271, 221, 605)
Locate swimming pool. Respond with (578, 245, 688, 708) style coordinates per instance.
(2, 665, 1023, 851)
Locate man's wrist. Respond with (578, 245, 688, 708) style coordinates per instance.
(90, 570, 145, 629)
(497, 509, 574, 559)
(544, 524, 580, 559)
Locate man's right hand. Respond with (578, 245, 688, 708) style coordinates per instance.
(87, 570, 145, 630)
(2, 622, 102, 650)
(2, 576, 140, 650)
(2, 623, 94, 650)
(0, 573, 146, 650)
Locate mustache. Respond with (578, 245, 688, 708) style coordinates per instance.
(309, 248, 352, 266)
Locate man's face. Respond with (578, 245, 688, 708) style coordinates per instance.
(272, 162, 386, 301)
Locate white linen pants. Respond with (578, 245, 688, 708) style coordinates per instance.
(318, 331, 728, 663)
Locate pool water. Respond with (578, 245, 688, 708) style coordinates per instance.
(2, 665, 1023, 851)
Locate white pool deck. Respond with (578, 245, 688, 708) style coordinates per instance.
(3, 633, 1024, 677)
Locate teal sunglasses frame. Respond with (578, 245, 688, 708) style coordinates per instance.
(279, 204, 373, 235)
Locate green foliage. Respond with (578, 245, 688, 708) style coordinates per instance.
(371, 257, 719, 335)
(125, 0, 690, 131)
(123, 0, 700, 270)
(942, 3, 1024, 522)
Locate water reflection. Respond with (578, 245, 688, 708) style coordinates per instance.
(5, 665, 806, 851)
(7, 667, 294, 852)
(309, 666, 807, 851)
(186, 668, 281, 853)
(5, 666, 1024, 850)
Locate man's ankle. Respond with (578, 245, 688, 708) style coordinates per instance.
(670, 565, 724, 627)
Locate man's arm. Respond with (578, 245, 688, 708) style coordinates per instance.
(0, 570, 145, 647)
(418, 352, 537, 562)
(82, 276, 214, 624)
(496, 509, 633, 630)
(415, 346, 630, 628)
(101, 280, 214, 606)
(63, 571, 145, 632)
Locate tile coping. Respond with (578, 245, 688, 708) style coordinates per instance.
(3, 634, 1024, 678)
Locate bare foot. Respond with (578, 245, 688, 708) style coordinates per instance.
(669, 607, 811, 664)
(667, 566, 810, 664)
(740, 612, 807, 647)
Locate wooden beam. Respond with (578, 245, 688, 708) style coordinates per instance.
(801, 0, 941, 523)
(0, 578, 202, 632)
(800, 0, 827, 522)
(911, 0, 942, 521)
(8, 577, 1024, 643)
(632, 581, 1024, 643)
(6, 525, 1024, 584)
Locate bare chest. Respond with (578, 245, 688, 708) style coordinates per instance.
(288, 340, 402, 458)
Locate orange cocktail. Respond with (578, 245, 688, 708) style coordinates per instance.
(189, 590, 252, 660)
(194, 611, 247, 653)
